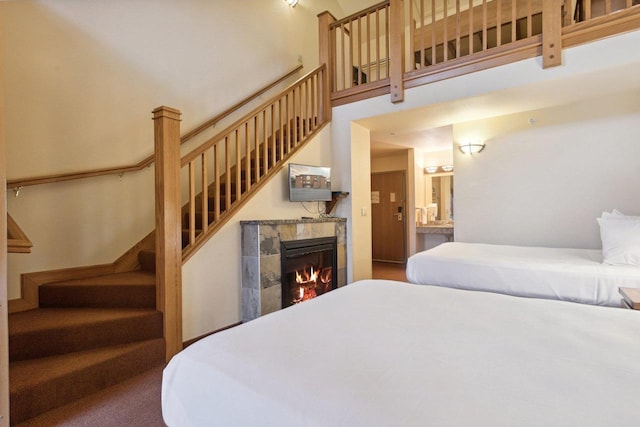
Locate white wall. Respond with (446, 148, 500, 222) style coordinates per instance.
(331, 30, 640, 278)
(453, 97, 640, 249)
(182, 126, 332, 339)
(1, 0, 344, 300)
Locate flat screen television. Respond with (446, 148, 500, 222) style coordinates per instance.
(288, 163, 332, 202)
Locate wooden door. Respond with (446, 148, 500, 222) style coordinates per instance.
(371, 171, 406, 262)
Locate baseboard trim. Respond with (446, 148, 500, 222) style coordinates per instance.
(182, 322, 242, 349)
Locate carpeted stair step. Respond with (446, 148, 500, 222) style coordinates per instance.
(9, 338, 165, 425)
(9, 308, 162, 362)
(38, 271, 155, 309)
(138, 250, 156, 274)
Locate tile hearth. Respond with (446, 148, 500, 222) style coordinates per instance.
(241, 218, 347, 322)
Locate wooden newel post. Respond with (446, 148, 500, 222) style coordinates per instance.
(318, 11, 336, 122)
(389, 0, 405, 103)
(542, 0, 562, 68)
(152, 106, 183, 361)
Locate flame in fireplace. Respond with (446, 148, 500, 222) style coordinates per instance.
(295, 266, 318, 284)
(293, 266, 329, 303)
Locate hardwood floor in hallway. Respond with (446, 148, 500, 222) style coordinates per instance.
(372, 261, 407, 282)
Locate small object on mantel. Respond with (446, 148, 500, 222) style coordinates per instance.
(325, 191, 349, 215)
(619, 287, 640, 310)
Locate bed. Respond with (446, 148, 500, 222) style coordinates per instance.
(162, 279, 640, 426)
(406, 242, 640, 307)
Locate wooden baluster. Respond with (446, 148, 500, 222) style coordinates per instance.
(188, 161, 196, 245)
(283, 95, 288, 159)
(385, 6, 390, 78)
(376, 10, 381, 80)
(417, 0, 424, 68)
(254, 115, 260, 184)
(444, 0, 449, 62)
(469, 0, 474, 54)
(235, 129, 241, 201)
(225, 136, 231, 212)
(482, 0, 488, 51)
(341, 23, 346, 90)
(307, 76, 311, 133)
(511, 0, 516, 42)
(201, 154, 208, 233)
(430, 0, 436, 64)
(357, 15, 362, 85)
(349, 19, 354, 88)
(366, 12, 371, 80)
(456, 0, 461, 58)
(527, 0, 532, 38)
(245, 122, 250, 192)
(497, 0, 502, 47)
(152, 105, 182, 361)
(214, 144, 220, 221)
(263, 109, 268, 177)
(294, 86, 299, 146)
(279, 97, 284, 162)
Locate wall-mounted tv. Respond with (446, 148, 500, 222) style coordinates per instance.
(288, 163, 332, 202)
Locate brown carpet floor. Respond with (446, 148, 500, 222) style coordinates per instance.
(15, 365, 166, 427)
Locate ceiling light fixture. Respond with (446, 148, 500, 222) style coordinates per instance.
(285, 0, 299, 7)
(458, 142, 485, 155)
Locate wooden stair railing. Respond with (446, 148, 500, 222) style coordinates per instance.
(154, 64, 328, 360)
(7, 213, 32, 254)
(6, 65, 303, 191)
(177, 65, 327, 260)
(322, 0, 640, 106)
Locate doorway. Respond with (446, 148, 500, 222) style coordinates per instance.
(371, 171, 406, 263)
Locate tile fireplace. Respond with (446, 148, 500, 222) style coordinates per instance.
(241, 218, 346, 322)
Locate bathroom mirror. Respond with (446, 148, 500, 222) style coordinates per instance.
(429, 173, 453, 221)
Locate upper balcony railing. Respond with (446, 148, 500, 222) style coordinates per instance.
(320, 0, 640, 106)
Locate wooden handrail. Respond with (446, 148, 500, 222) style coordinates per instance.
(177, 64, 327, 260)
(330, 0, 390, 28)
(6, 65, 303, 190)
(181, 65, 325, 167)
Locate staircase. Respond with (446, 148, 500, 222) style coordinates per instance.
(7, 66, 327, 425)
(8, 271, 164, 425)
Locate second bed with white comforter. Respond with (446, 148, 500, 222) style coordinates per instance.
(406, 242, 640, 306)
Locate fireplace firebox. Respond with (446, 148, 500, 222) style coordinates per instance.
(280, 236, 338, 308)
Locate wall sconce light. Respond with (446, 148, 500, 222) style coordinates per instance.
(458, 141, 485, 155)
(425, 166, 439, 174)
(285, 0, 299, 6)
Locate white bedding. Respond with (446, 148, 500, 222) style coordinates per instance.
(406, 242, 640, 307)
(162, 279, 640, 427)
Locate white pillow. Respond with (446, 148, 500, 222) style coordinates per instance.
(601, 209, 640, 220)
(597, 217, 640, 266)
